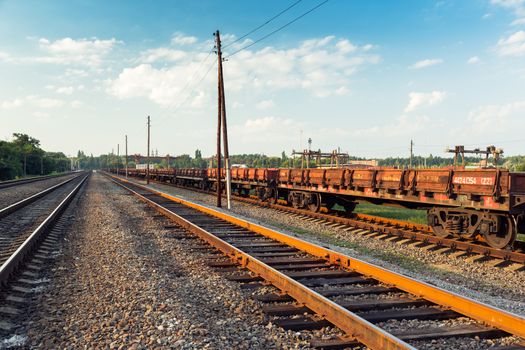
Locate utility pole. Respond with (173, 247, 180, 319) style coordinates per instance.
(125, 135, 128, 178)
(40, 155, 44, 175)
(147, 116, 151, 185)
(117, 143, 120, 176)
(216, 30, 232, 209)
(409, 139, 414, 169)
(214, 31, 222, 208)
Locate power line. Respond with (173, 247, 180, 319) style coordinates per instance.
(225, 0, 330, 59)
(223, 0, 304, 49)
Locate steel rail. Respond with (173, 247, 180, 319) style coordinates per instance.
(0, 173, 83, 219)
(107, 174, 415, 350)
(0, 172, 72, 190)
(0, 173, 89, 285)
(107, 173, 525, 343)
(239, 198, 525, 264)
(114, 173, 525, 264)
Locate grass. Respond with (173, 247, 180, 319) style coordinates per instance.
(353, 202, 427, 225)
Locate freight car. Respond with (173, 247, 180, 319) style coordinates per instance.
(113, 167, 525, 249)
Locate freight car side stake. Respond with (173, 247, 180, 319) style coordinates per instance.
(107, 173, 525, 350)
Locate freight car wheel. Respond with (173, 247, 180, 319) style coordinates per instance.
(308, 193, 321, 212)
(431, 225, 451, 238)
(483, 217, 517, 249)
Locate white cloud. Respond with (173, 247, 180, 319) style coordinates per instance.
(482, 13, 492, 19)
(171, 32, 198, 46)
(1, 98, 24, 109)
(409, 58, 443, 69)
(0, 95, 65, 109)
(512, 17, 525, 24)
(404, 91, 447, 112)
(57, 86, 75, 95)
(138, 48, 187, 63)
(0, 51, 11, 62)
(335, 86, 350, 96)
(467, 100, 525, 134)
(256, 99, 275, 110)
(495, 30, 525, 56)
(335, 39, 357, 54)
(36, 37, 118, 67)
(491, 0, 525, 23)
(108, 35, 380, 106)
(107, 63, 211, 107)
(467, 56, 481, 64)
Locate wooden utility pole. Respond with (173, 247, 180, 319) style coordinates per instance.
(125, 135, 128, 178)
(215, 31, 222, 208)
(117, 144, 120, 175)
(409, 140, 414, 169)
(147, 116, 151, 185)
(216, 30, 232, 209)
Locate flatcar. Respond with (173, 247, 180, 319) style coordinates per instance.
(112, 167, 525, 249)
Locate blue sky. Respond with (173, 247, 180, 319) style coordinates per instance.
(1, 0, 524, 158)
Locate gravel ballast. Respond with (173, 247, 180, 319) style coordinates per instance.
(21, 173, 314, 349)
(128, 177, 525, 317)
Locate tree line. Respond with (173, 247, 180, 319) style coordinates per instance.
(0, 133, 71, 181)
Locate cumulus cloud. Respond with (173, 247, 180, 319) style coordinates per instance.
(171, 32, 198, 46)
(107, 35, 380, 106)
(409, 58, 443, 69)
(404, 91, 446, 112)
(467, 56, 481, 64)
(335, 39, 357, 53)
(467, 100, 525, 133)
(138, 48, 187, 63)
(496, 30, 525, 56)
(35, 37, 119, 67)
(256, 99, 275, 110)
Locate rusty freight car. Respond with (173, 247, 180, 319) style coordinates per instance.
(273, 168, 525, 248)
(112, 166, 525, 249)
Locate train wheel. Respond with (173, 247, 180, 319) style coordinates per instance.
(431, 225, 451, 238)
(483, 217, 516, 249)
(308, 193, 321, 212)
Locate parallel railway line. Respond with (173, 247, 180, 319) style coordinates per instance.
(0, 172, 89, 287)
(107, 173, 525, 350)
(114, 172, 525, 267)
(0, 172, 71, 190)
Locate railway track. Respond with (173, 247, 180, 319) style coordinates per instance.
(0, 172, 72, 190)
(114, 174, 525, 267)
(107, 173, 525, 350)
(0, 172, 89, 287)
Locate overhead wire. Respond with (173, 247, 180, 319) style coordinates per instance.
(222, 0, 304, 49)
(224, 0, 330, 59)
